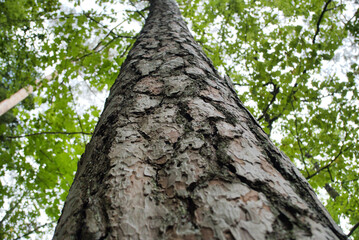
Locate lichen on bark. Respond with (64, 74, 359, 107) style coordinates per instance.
(53, 0, 348, 239)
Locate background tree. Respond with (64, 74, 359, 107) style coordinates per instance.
(0, 0, 358, 239)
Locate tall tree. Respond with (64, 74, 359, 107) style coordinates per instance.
(53, 0, 347, 239)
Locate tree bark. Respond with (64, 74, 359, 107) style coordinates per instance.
(53, 0, 347, 239)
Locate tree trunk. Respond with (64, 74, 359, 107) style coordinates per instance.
(0, 72, 56, 116)
(53, 0, 347, 239)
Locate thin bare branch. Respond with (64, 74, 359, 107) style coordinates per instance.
(75, 34, 136, 62)
(257, 82, 280, 122)
(14, 221, 56, 240)
(68, 88, 87, 147)
(294, 116, 310, 176)
(4, 131, 92, 139)
(118, 41, 136, 59)
(84, 12, 131, 40)
(0, 12, 91, 26)
(306, 142, 352, 179)
(0, 193, 26, 226)
(347, 222, 359, 237)
(128, 0, 146, 20)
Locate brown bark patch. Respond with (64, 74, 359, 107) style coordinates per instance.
(155, 155, 168, 165)
(194, 206, 206, 223)
(200, 227, 214, 239)
(174, 181, 187, 194)
(165, 186, 175, 198)
(260, 158, 284, 179)
(134, 77, 163, 95)
(157, 126, 181, 143)
(227, 138, 262, 164)
(200, 86, 224, 102)
(261, 204, 272, 213)
(223, 229, 235, 240)
(242, 190, 259, 203)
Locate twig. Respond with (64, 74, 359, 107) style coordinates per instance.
(312, 0, 332, 44)
(75, 34, 136, 62)
(306, 142, 352, 179)
(118, 40, 136, 59)
(0, 192, 26, 226)
(257, 82, 280, 122)
(345, 9, 359, 25)
(14, 221, 56, 240)
(68, 87, 87, 147)
(347, 222, 359, 238)
(84, 12, 130, 40)
(0, 13, 91, 26)
(128, 0, 146, 20)
(97, 35, 129, 53)
(4, 131, 92, 139)
(294, 116, 310, 176)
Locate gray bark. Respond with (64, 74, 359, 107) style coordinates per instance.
(53, 0, 347, 239)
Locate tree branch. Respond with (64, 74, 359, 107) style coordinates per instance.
(257, 82, 280, 122)
(74, 34, 136, 62)
(306, 142, 352, 179)
(347, 222, 359, 237)
(312, 0, 332, 44)
(14, 221, 56, 240)
(0, 12, 91, 26)
(294, 117, 310, 176)
(84, 12, 130, 40)
(346, 9, 359, 25)
(4, 131, 92, 139)
(0, 193, 26, 226)
(118, 41, 136, 59)
(128, 0, 147, 20)
(284, 109, 310, 176)
(68, 87, 87, 147)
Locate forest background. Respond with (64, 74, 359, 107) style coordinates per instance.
(0, 0, 358, 239)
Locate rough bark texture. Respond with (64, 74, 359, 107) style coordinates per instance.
(53, 0, 347, 239)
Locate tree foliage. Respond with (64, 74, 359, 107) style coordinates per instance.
(0, 0, 358, 239)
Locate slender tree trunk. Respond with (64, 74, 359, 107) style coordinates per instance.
(0, 72, 56, 116)
(0, 86, 33, 116)
(53, 0, 347, 239)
